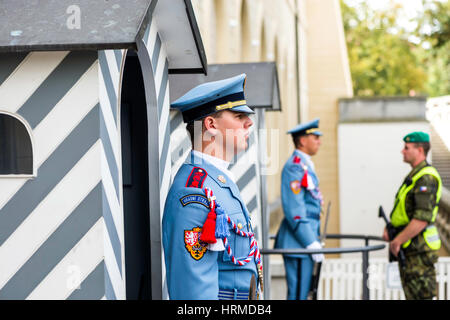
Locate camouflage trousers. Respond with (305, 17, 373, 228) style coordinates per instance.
(399, 251, 438, 300)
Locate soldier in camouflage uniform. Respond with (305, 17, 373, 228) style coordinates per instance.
(383, 131, 442, 300)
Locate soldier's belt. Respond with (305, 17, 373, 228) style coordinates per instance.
(218, 289, 259, 300)
(307, 212, 321, 220)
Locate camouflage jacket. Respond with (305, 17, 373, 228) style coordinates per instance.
(396, 161, 439, 255)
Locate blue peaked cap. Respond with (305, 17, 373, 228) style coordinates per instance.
(171, 73, 254, 123)
(287, 118, 323, 136)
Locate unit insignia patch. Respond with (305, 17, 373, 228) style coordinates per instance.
(184, 227, 208, 260)
(290, 180, 301, 194)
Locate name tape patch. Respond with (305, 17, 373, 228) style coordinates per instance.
(180, 194, 209, 208)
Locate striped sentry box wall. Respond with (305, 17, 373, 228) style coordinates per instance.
(0, 2, 201, 301)
(98, 48, 127, 300)
(135, 13, 171, 299)
(0, 43, 170, 301)
(0, 50, 125, 299)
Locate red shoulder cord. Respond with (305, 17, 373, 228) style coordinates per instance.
(200, 188, 217, 244)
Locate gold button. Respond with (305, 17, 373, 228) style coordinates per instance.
(237, 223, 243, 229)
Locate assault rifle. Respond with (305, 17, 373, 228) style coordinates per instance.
(378, 206, 406, 269)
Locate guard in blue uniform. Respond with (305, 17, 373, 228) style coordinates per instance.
(162, 74, 262, 300)
(274, 118, 325, 300)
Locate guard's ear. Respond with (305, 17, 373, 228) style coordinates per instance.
(203, 115, 218, 133)
(297, 135, 306, 148)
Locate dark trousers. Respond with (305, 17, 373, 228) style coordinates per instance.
(283, 256, 314, 300)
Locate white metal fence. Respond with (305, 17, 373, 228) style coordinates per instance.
(317, 257, 450, 300)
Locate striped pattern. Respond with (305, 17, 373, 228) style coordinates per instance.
(0, 9, 185, 299)
(138, 10, 171, 220)
(136, 12, 171, 299)
(0, 50, 124, 299)
(218, 289, 251, 300)
(98, 48, 126, 300)
(170, 110, 192, 176)
(223, 227, 260, 267)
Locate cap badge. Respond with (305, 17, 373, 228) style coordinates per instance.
(216, 99, 247, 111)
(305, 128, 319, 134)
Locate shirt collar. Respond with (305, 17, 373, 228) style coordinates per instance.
(191, 150, 236, 182)
(294, 149, 315, 170)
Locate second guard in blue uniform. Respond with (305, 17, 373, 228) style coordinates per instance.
(275, 118, 325, 300)
(162, 74, 262, 300)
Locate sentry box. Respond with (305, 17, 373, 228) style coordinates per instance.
(0, 0, 206, 300)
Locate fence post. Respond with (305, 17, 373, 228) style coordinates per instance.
(362, 237, 370, 300)
(362, 250, 369, 300)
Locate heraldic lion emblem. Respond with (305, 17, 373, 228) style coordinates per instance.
(184, 227, 208, 260)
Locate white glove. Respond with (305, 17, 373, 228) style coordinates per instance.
(208, 238, 225, 251)
(306, 241, 325, 263)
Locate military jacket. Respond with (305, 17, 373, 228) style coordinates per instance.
(392, 161, 440, 255)
(275, 149, 322, 258)
(162, 151, 258, 299)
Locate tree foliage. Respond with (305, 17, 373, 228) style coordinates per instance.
(341, 0, 449, 97)
(416, 0, 450, 96)
(418, 0, 450, 48)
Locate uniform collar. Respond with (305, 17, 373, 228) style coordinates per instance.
(188, 150, 249, 219)
(409, 160, 429, 177)
(294, 149, 315, 171)
(190, 150, 236, 183)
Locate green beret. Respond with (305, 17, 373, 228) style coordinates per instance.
(403, 131, 430, 143)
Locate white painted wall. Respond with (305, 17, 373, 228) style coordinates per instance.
(427, 95, 450, 150)
(338, 121, 430, 257)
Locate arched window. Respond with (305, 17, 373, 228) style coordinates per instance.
(0, 113, 33, 175)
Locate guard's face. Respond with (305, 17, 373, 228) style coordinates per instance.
(300, 134, 321, 156)
(402, 142, 420, 165)
(210, 110, 253, 158)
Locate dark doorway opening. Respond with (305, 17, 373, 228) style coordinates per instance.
(121, 51, 151, 299)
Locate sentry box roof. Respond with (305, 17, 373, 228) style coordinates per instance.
(0, 0, 207, 74)
(169, 62, 282, 111)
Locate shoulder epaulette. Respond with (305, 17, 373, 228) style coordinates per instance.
(186, 167, 208, 188)
(292, 156, 307, 171)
